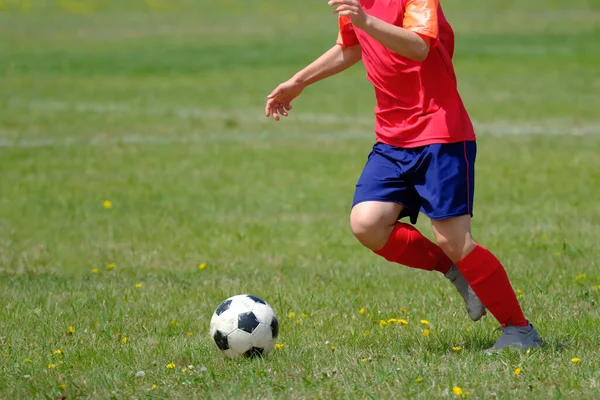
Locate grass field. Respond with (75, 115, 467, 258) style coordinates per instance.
(1, 0, 600, 398)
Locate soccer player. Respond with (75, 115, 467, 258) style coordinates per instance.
(264, 0, 541, 351)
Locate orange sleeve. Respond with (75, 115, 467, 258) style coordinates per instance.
(403, 0, 439, 41)
(336, 16, 360, 47)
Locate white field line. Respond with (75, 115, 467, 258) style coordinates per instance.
(1, 99, 599, 148)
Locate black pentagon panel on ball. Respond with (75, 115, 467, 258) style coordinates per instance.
(215, 299, 232, 316)
(238, 311, 260, 334)
(270, 316, 279, 339)
(244, 347, 264, 358)
(213, 330, 230, 351)
(246, 295, 266, 305)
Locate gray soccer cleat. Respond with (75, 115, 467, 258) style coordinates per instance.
(444, 265, 486, 321)
(486, 322, 542, 352)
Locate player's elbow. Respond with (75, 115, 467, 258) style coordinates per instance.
(410, 45, 430, 62)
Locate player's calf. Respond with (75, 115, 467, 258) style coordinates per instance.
(431, 216, 541, 349)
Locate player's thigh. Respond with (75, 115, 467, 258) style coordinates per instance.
(411, 141, 477, 261)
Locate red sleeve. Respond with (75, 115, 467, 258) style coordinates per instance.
(403, 0, 439, 45)
(336, 16, 360, 47)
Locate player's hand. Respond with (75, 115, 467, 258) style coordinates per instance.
(328, 0, 368, 29)
(265, 79, 304, 121)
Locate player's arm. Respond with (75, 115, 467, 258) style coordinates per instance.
(329, 0, 438, 62)
(293, 44, 362, 87)
(265, 44, 361, 121)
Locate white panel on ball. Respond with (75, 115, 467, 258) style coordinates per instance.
(210, 308, 238, 336)
(227, 329, 253, 355)
(252, 303, 275, 325)
(251, 323, 274, 349)
(231, 295, 256, 311)
(226, 296, 255, 318)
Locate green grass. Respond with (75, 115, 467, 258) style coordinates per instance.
(1, 0, 600, 398)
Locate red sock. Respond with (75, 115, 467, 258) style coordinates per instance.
(374, 223, 452, 274)
(457, 244, 528, 327)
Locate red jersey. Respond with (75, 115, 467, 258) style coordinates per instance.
(337, 0, 475, 148)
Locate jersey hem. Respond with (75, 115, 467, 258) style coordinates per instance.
(376, 136, 476, 149)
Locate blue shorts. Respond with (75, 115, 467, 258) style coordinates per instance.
(352, 141, 476, 224)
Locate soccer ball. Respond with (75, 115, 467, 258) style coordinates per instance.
(209, 294, 279, 358)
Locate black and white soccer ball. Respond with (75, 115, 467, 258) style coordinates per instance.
(209, 294, 278, 358)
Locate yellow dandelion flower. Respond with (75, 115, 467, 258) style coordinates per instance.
(387, 318, 398, 323)
(515, 289, 524, 298)
(48, 363, 56, 369)
(575, 274, 586, 281)
(414, 377, 423, 383)
(54, 349, 62, 355)
(198, 263, 206, 270)
(59, 360, 64, 365)
(135, 283, 143, 288)
(91, 268, 99, 274)
(67, 326, 75, 334)
(400, 308, 408, 313)
(58, 383, 66, 390)
(452, 346, 462, 352)
(514, 368, 522, 375)
(571, 357, 582, 363)
(295, 319, 302, 325)
(187, 332, 193, 336)
(288, 312, 295, 319)
(361, 357, 368, 363)
(398, 319, 408, 325)
(106, 263, 116, 271)
(420, 319, 430, 325)
(301, 313, 308, 319)
(103, 200, 112, 209)
(331, 346, 336, 351)
(275, 343, 284, 350)
(24, 358, 32, 363)
(359, 307, 365, 315)
(423, 329, 431, 337)
(594, 285, 600, 291)
(167, 363, 176, 369)
(151, 384, 157, 390)
(452, 387, 464, 396)
(181, 368, 187, 373)
(379, 320, 388, 328)
(121, 336, 127, 344)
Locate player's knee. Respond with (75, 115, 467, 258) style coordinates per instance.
(435, 235, 476, 263)
(436, 236, 461, 261)
(350, 212, 379, 248)
(350, 208, 388, 250)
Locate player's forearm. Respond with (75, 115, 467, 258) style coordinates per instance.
(292, 44, 361, 87)
(361, 15, 429, 62)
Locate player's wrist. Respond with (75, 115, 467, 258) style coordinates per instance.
(360, 14, 374, 31)
(290, 74, 308, 88)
